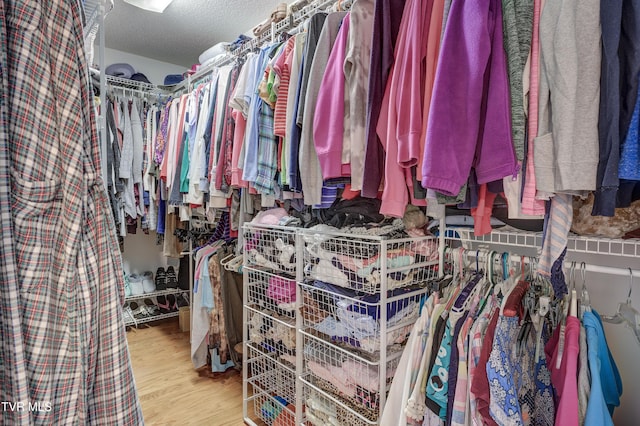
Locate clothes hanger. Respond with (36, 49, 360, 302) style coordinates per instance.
(219, 253, 235, 269)
(579, 261, 592, 318)
(601, 268, 640, 346)
(225, 254, 244, 273)
(556, 261, 576, 370)
(570, 261, 578, 318)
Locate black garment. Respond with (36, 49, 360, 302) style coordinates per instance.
(593, 0, 640, 216)
(319, 196, 385, 228)
(296, 13, 328, 126)
(177, 254, 192, 291)
(361, 0, 409, 198)
(219, 247, 244, 368)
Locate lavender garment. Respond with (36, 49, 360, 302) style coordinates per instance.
(422, 0, 517, 196)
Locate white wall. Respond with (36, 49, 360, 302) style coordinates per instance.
(96, 47, 186, 86)
(121, 232, 179, 276)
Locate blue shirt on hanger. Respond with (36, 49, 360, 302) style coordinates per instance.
(583, 310, 623, 426)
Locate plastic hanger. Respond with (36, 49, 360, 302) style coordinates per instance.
(219, 253, 235, 269)
(601, 268, 640, 346)
(579, 262, 592, 318)
(556, 262, 576, 370)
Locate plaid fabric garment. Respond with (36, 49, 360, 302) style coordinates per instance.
(252, 101, 279, 195)
(0, 1, 143, 424)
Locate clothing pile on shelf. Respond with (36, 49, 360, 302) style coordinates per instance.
(382, 262, 623, 426)
(290, 217, 440, 425)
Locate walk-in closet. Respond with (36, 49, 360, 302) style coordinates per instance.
(1, 0, 639, 425)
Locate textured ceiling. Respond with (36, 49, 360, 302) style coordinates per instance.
(103, 0, 293, 67)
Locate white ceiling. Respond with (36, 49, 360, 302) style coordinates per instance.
(103, 0, 294, 67)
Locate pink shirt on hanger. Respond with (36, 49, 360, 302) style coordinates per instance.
(545, 315, 581, 426)
(521, 0, 546, 215)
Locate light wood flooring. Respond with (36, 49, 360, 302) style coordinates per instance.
(126, 318, 249, 426)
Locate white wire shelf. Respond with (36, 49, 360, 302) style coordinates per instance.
(124, 288, 187, 302)
(105, 74, 157, 92)
(124, 310, 178, 327)
(83, 0, 112, 41)
(450, 227, 640, 258)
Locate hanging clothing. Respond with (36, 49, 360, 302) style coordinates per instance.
(422, 0, 517, 197)
(534, 0, 601, 196)
(545, 316, 580, 426)
(583, 310, 623, 426)
(361, 0, 408, 198)
(299, 11, 348, 205)
(0, 0, 143, 424)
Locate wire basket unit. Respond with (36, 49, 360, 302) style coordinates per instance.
(300, 230, 439, 294)
(301, 332, 400, 423)
(245, 266, 297, 320)
(246, 344, 297, 426)
(243, 224, 298, 274)
(299, 281, 425, 355)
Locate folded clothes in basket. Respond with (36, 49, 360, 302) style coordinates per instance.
(312, 280, 421, 322)
(267, 276, 296, 303)
(306, 357, 397, 409)
(309, 258, 415, 291)
(306, 390, 339, 426)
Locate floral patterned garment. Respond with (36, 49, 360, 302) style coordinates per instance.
(487, 315, 527, 426)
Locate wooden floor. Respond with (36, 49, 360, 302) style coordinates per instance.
(127, 318, 248, 426)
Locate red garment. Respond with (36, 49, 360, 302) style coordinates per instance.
(470, 308, 500, 426)
(273, 37, 296, 138)
(471, 184, 498, 236)
(503, 281, 530, 317)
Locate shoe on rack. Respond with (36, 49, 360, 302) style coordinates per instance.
(123, 303, 137, 326)
(142, 271, 156, 294)
(143, 298, 160, 316)
(166, 266, 179, 289)
(167, 294, 178, 312)
(176, 294, 189, 308)
(129, 301, 142, 319)
(155, 267, 167, 291)
(157, 295, 171, 314)
(129, 274, 144, 296)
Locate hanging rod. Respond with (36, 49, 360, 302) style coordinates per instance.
(445, 247, 640, 278)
